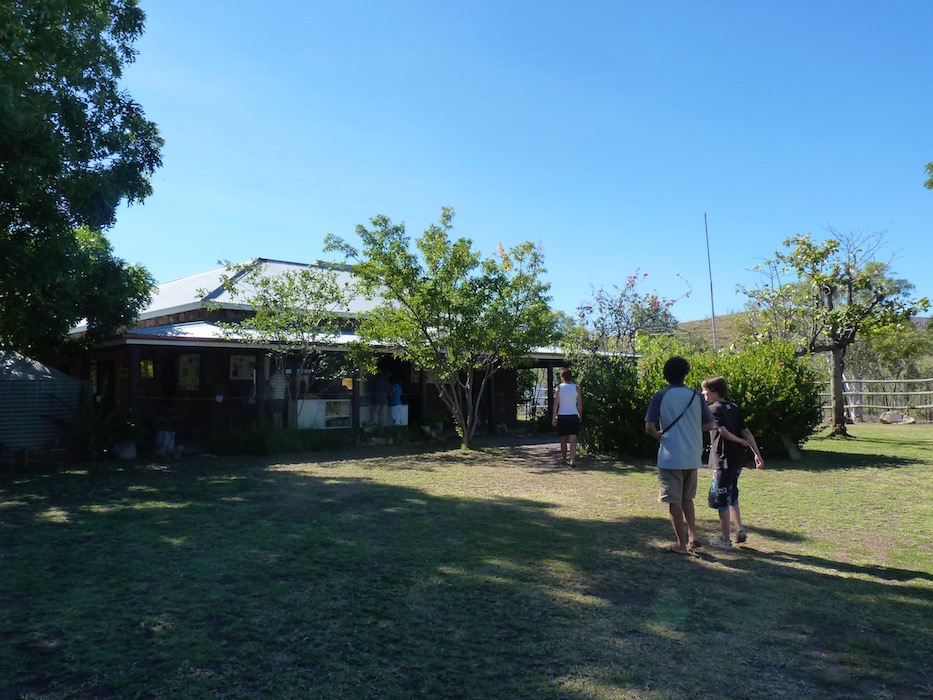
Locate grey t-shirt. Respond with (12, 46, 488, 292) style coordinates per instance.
(645, 385, 714, 470)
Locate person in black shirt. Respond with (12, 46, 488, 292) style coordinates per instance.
(701, 376, 764, 549)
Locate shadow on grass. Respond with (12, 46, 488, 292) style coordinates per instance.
(733, 548, 933, 584)
(2, 455, 932, 699)
(768, 451, 922, 472)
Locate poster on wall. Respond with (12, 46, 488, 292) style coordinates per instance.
(230, 355, 255, 380)
(178, 354, 200, 391)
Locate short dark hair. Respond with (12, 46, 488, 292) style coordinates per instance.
(701, 375, 728, 397)
(663, 356, 690, 385)
(560, 367, 573, 382)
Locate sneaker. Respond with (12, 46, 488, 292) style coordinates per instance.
(707, 536, 733, 549)
(735, 529, 748, 543)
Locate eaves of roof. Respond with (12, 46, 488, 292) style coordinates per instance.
(93, 322, 570, 363)
(93, 321, 360, 352)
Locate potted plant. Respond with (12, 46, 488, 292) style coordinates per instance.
(423, 410, 448, 437)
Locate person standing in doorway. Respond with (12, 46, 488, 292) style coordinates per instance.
(701, 375, 764, 549)
(368, 370, 391, 427)
(268, 368, 287, 429)
(390, 377, 404, 426)
(552, 367, 582, 467)
(645, 356, 717, 554)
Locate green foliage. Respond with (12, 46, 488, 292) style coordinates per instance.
(570, 335, 701, 459)
(72, 228, 155, 346)
(514, 366, 538, 404)
(1, 1, 162, 354)
(573, 271, 688, 356)
(688, 344, 825, 455)
(47, 388, 141, 459)
(532, 410, 552, 433)
(549, 309, 579, 342)
(210, 259, 357, 395)
(209, 426, 362, 455)
(845, 321, 933, 379)
(2, 226, 154, 355)
(738, 229, 928, 434)
(575, 356, 656, 458)
(925, 161, 933, 190)
(325, 208, 554, 448)
(563, 274, 696, 458)
(740, 231, 927, 354)
(635, 330, 709, 364)
(570, 337, 822, 459)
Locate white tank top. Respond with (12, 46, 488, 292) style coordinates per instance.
(557, 383, 578, 415)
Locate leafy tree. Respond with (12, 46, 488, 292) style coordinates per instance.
(72, 227, 155, 347)
(550, 309, 579, 342)
(2, 226, 154, 355)
(845, 321, 933, 380)
(209, 259, 358, 414)
(924, 161, 933, 190)
(1, 0, 162, 353)
(573, 272, 686, 357)
(564, 274, 692, 458)
(740, 229, 928, 436)
(325, 208, 554, 448)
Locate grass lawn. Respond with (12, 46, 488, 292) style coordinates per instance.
(2, 423, 932, 699)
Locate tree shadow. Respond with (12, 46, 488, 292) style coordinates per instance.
(733, 547, 933, 584)
(2, 451, 931, 699)
(766, 449, 922, 472)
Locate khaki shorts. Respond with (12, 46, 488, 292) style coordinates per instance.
(658, 468, 698, 504)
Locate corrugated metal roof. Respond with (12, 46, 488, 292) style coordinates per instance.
(128, 321, 230, 339)
(0, 351, 86, 451)
(1, 350, 80, 381)
(140, 258, 377, 321)
(71, 258, 379, 333)
(0, 380, 85, 451)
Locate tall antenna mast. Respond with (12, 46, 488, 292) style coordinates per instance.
(704, 213, 718, 350)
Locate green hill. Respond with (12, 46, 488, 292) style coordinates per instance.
(678, 311, 750, 349)
(678, 313, 932, 352)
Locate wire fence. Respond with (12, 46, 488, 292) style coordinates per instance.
(820, 377, 933, 422)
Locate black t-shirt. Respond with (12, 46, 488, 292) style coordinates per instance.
(709, 400, 748, 470)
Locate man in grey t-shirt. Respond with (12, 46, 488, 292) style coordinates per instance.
(645, 356, 717, 555)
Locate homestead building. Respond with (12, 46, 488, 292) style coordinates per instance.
(62, 259, 565, 450)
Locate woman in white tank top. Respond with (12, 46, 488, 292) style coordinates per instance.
(551, 367, 583, 466)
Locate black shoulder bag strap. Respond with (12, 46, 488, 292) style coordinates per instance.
(661, 390, 697, 433)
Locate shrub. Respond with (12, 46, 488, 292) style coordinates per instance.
(576, 355, 657, 458)
(572, 341, 824, 460)
(688, 343, 824, 455)
(209, 426, 361, 456)
(571, 335, 702, 459)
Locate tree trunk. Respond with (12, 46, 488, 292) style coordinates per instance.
(436, 378, 474, 449)
(830, 345, 849, 436)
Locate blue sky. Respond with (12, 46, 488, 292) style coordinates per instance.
(112, 1, 933, 322)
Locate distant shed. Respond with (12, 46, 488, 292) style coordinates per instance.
(0, 351, 86, 452)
